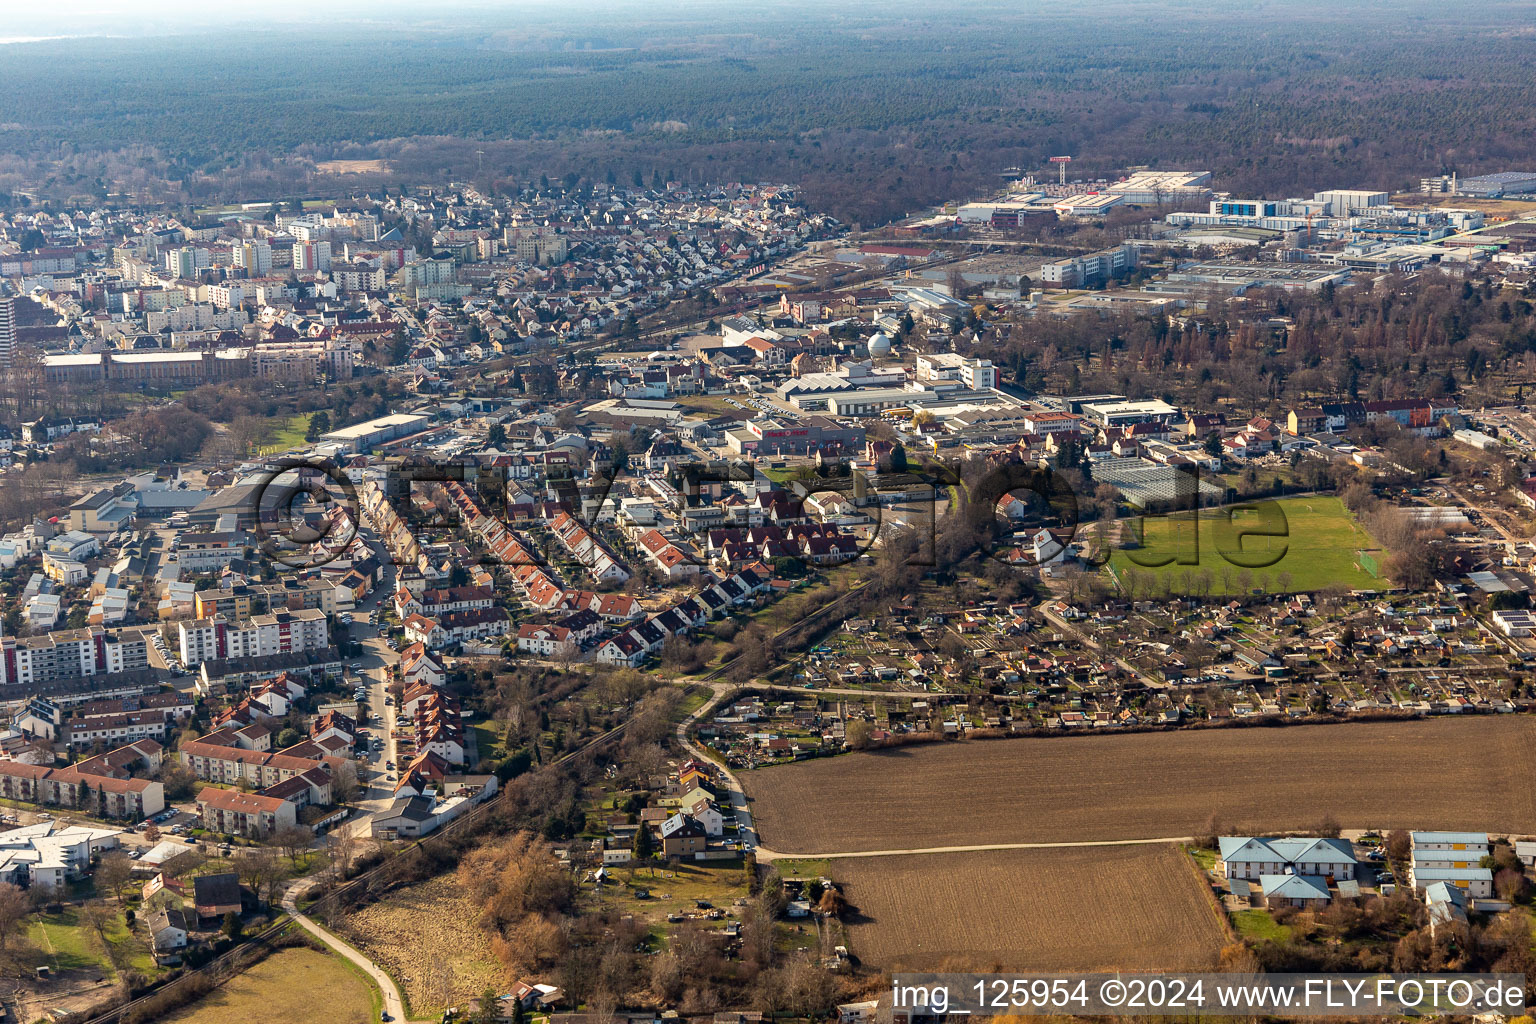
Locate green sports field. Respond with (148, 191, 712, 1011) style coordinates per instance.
(1105, 496, 1385, 595)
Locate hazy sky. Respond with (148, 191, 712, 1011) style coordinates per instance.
(0, 0, 572, 39)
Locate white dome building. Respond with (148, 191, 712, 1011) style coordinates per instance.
(867, 332, 893, 357)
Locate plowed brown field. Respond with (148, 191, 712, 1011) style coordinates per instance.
(835, 845, 1227, 971)
(744, 717, 1536, 853)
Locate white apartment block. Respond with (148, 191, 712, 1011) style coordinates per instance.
(178, 609, 329, 667)
(0, 627, 150, 688)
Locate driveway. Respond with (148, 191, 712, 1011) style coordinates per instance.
(674, 683, 758, 854)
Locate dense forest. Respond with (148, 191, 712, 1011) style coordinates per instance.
(4, 1, 1536, 222)
(986, 273, 1536, 417)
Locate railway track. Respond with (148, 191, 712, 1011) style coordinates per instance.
(78, 719, 631, 1024)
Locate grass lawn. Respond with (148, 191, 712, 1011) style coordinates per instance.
(1231, 908, 1292, 943)
(1107, 496, 1386, 595)
(674, 686, 712, 720)
(259, 412, 315, 455)
(103, 909, 159, 974)
(675, 395, 749, 419)
(773, 858, 832, 879)
(29, 909, 113, 974)
(759, 464, 801, 485)
(1186, 846, 1218, 872)
(468, 720, 503, 767)
(161, 946, 378, 1024)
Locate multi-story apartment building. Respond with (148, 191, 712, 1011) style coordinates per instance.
(0, 739, 166, 820)
(203, 282, 246, 309)
(174, 531, 245, 572)
(177, 608, 329, 668)
(250, 336, 354, 381)
(330, 261, 386, 292)
(234, 240, 272, 277)
(0, 628, 150, 690)
(292, 240, 332, 273)
(0, 295, 15, 368)
(195, 788, 297, 837)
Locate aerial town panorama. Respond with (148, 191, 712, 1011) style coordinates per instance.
(0, 1, 1533, 1022)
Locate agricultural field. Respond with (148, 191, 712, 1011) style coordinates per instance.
(1106, 496, 1385, 594)
(744, 717, 1536, 854)
(834, 845, 1227, 971)
(162, 946, 376, 1024)
(341, 875, 502, 1017)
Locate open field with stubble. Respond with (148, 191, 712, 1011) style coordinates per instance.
(744, 717, 1536, 854)
(835, 844, 1227, 971)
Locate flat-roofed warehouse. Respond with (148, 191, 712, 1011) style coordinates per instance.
(319, 413, 431, 454)
(1101, 170, 1213, 204)
(1457, 171, 1536, 198)
(1079, 398, 1180, 428)
(1144, 261, 1351, 295)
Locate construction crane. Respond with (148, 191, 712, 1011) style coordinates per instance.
(1049, 155, 1073, 186)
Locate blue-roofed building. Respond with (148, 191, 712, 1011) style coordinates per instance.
(1408, 865, 1493, 898)
(1218, 836, 1357, 881)
(1409, 831, 1489, 852)
(1260, 873, 1331, 909)
(1411, 849, 1485, 871)
(1424, 881, 1468, 936)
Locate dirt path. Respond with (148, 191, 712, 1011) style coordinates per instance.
(754, 835, 1199, 862)
(281, 878, 411, 1023)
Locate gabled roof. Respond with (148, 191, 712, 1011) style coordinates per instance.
(1259, 873, 1330, 900)
(193, 872, 241, 907)
(659, 812, 706, 839)
(1219, 836, 1356, 865)
(1410, 831, 1489, 846)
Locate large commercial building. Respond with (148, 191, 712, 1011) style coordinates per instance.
(1100, 170, 1213, 204)
(1079, 398, 1180, 428)
(1456, 171, 1536, 198)
(319, 413, 431, 453)
(778, 362, 905, 410)
(725, 416, 865, 456)
(1313, 189, 1391, 218)
(1143, 260, 1351, 296)
(1166, 199, 1319, 233)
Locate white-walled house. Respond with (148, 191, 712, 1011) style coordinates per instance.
(1218, 836, 1356, 880)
